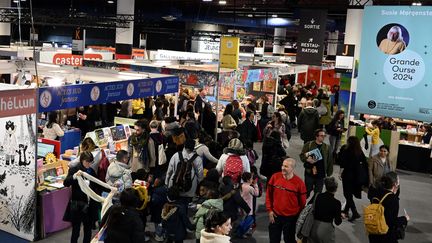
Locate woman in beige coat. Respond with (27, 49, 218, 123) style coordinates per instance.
(368, 145, 395, 186)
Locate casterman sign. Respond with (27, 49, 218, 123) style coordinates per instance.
(53, 53, 103, 66)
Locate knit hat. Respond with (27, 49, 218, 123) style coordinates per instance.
(228, 138, 243, 150)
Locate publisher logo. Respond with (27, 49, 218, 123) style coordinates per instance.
(368, 100, 376, 109)
(40, 90, 52, 108)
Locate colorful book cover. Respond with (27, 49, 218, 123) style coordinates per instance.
(305, 148, 323, 162)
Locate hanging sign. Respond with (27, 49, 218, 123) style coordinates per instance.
(72, 27, 86, 56)
(335, 44, 355, 73)
(296, 9, 327, 66)
(38, 76, 179, 112)
(0, 89, 37, 118)
(356, 6, 432, 121)
(220, 36, 240, 69)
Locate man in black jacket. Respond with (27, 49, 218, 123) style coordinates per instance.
(237, 111, 258, 144)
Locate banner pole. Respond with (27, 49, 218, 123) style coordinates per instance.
(215, 38, 222, 140)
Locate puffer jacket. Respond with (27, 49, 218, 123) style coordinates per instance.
(105, 161, 132, 190)
(200, 229, 231, 243)
(298, 106, 320, 142)
(194, 199, 224, 239)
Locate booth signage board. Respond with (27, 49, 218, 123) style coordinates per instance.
(151, 50, 216, 61)
(38, 76, 179, 112)
(254, 40, 265, 56)
(335, 44, 355, 73)
(39, 51, 113, 66)
(0, 113, 37, 241)
(296, 9, 327, 66)
(72, 28, 85, 56)
(194, 39, 220, 54)
(244, 68, 278, 83)
(0, 89, 37, 118)
(220, 36, 240, 69)
(356, 6, 432, 122)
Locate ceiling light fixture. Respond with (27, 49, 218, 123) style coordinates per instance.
(203, 0, 212, 2)
(412, 1, 422, 5)
(272, 14, 278, 18)
(247, 14, 253, 17)
(107, 0, 114, 3)
(219, 0, 227, 5)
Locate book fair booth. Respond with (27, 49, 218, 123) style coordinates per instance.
(0, 63, 180, 241)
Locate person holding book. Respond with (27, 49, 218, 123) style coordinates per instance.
(300, 129, 333, 199)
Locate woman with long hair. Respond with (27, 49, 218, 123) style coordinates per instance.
(263, 111, 286, 141)
(221, 104, 237, 131)
(43, 111, 64, 140)
(338, 136, 368, 222)
(327, 110, 345, 157)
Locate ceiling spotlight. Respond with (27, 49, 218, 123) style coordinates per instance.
(247, 14, 253, 17)
(219, 0, 227, 5)
(107, 0, 114, 3)
(203, 0, 212, 2)
(162, 15, 177, 21)
(412, 1, 422, 5)
(272, 14, 278, 18)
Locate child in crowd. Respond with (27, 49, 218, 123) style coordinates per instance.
(238, 172, 259, 238)
(162, 187, 195, 243)
(250, 166, 263, 232)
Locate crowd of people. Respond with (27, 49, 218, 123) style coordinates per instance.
(49, 83, 410, 243)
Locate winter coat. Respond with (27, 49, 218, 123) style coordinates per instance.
(219, 182, 250, 221)
(148, 131, 164, 169)
(222, 114, 237, 131)
(237, 118, 257, 143)
(150, 185, 168, 224)
(260, 137, 286, 179)
(63, 164, 100, 223)
(162, 204, 195, 241)
(326, 119, 345, 138)
(102, 206, 146, 243)
(165, 150, 204, 198)
(318, 99, 332, 126)
(164, 121, 181, 137)
(339, 147, 367, 198)
(200, 229, 231, 243)
(368, 155, 395, 186)
(300, 141, 333, 177)
(216, 148, 251, 176)
(298, 107, 320, 142)
(105, 161, 132, 191)
(194, 198, 224, 239)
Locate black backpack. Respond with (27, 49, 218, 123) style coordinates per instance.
(173, 152, 198, 192)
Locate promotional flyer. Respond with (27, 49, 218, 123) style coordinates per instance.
(356, 6, 432, 121)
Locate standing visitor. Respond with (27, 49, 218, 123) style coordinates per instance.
(43, 111, 64, 140)
(365, 120, 381, 157)
(300, 129, 333, 198)
(338, 136, 368, 221)
(368, 145, 395, 187)
(266, 158, 307, 243)
(128, 119, 149, 172)
(298, 100, 320, 144)
(309, 177, 342, 243)
(327, 110, 346, 158)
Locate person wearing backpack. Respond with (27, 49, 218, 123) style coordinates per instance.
(165, 139, 204, 209)
(162, 187, 195, 243)
(366, 172, 408, 243)
(148, 120, 166, 178)
(216, 138, 251, 185)
(308, 177, 342, 243)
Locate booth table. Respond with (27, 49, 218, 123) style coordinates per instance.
(397, 142, 432, 173)
(38, 187, 71, 238)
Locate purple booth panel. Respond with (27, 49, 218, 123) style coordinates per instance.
(42, 187, 72, 234)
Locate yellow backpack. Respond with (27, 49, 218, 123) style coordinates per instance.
(364, 192, 392, 235)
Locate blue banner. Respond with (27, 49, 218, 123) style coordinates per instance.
(38, 76, 179, 112)
(356, 6, 432, 122)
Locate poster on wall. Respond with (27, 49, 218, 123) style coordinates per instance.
(0, 114, 37, 241)
(263, 80, 276, 92)
(296, 9, 327, 66)
(236, 86, 246, 100)
(356, 6, 432, 122)
(219, 72, 236, 101)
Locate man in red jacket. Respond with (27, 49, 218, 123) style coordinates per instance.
(266, 158, 307, 243)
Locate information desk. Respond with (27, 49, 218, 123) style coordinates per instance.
(397, 142, 432, 173)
